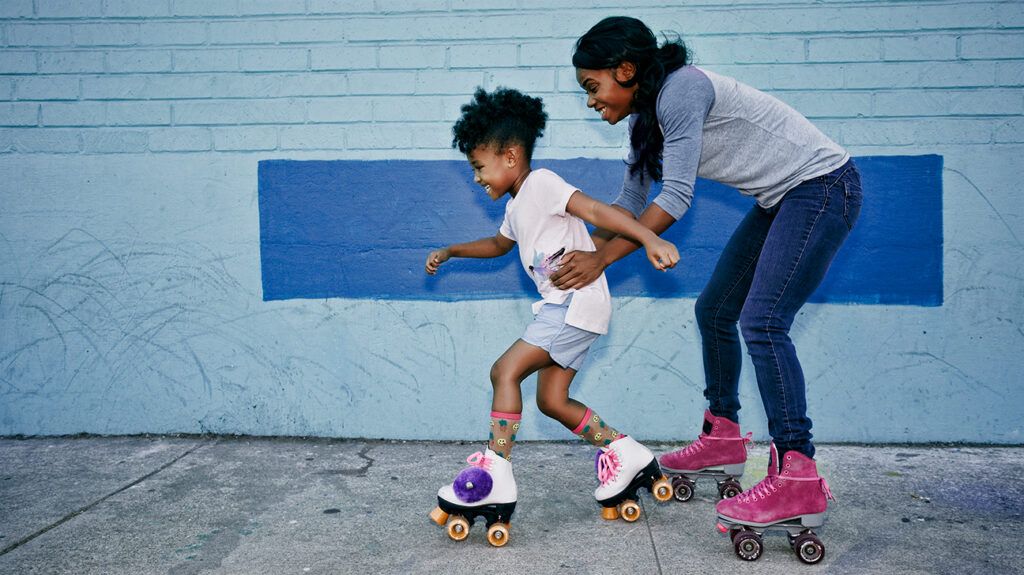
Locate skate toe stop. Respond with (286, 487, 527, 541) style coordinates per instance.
(429, 507, 449, 526)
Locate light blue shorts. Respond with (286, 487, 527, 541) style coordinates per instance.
(521, 297, 601, 371)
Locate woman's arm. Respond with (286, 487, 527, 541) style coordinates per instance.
(552, 71, 712, 289)
(565, 191, 679, 270)
(425, 232, 515, 275)
(550, 203, 677, 289)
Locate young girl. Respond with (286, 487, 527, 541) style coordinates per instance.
(426, 87, 677, 546)
(555, 17, 853, 562)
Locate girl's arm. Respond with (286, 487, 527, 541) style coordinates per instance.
(425, 232, 515, 275)
(589, 215, 625, 249)
(565, 191, 679, 271)
(552, 203, 677, 289)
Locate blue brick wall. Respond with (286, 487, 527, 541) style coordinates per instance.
(1, 1, 1022, 443)
(3, 1, 1019, 156)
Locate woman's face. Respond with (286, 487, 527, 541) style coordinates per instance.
(575, 62, 638, 125)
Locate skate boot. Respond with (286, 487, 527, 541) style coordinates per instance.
(659, 410, 752, 502)
(715, 443, 835, 564)
(594, 436, 673, 522)
(429, 449, 517, 547)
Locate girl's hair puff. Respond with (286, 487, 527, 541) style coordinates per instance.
(452, 87, 547, 161)
(572, 16, 689, 182)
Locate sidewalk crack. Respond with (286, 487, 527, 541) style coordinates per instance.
(642, 499, 664, 575)
(0, 440, 210, 557)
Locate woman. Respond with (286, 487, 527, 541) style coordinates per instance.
(553, 16, 857, 540)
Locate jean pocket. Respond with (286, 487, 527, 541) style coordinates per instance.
(842, 180, 863, 231)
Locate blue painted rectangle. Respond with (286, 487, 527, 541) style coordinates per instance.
(258, 156, 943, 306)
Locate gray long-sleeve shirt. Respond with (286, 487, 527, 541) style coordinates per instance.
(615, 66, 850, 221)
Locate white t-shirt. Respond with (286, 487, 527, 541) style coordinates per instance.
(498, 169, 612, 335)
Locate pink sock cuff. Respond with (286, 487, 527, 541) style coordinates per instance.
(490, 411, 522, 421)
(571, 408, 593, 435)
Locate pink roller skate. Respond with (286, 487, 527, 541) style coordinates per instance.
(429, 449, 517, 547)
(594, 436, 673, 522)
(715, 443, 835, 564)
(659, 410, 752, 502)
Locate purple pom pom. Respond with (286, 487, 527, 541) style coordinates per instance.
(453, 467, 493, 503)
(594, 449, 604, 474)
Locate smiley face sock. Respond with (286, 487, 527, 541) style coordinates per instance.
(571, 407, 622, 448)
(488, 411, 522, 461)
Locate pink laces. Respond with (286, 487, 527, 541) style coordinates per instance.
(596, 449, 621, 486)
(740, 475, 835, 503)
(681, 431, 752, 457)
(681, 436, 707, 457)
(466, 451, 492, 471)
(741, 476, 779, 503)
(822, 478, 834, 500)
(784, 476, 835, 501)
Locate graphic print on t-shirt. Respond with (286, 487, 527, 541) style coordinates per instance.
(528, 247, 565, 283)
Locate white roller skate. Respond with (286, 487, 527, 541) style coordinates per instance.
(594, 436, 673, 522)
(429, 449, 517, 547)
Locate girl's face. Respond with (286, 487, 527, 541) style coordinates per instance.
(467, 144, 519, 200)
(576, 62, 638, 125)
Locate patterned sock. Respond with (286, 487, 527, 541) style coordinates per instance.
(488, 411, 521, 461)
(572, 407, 622, 448)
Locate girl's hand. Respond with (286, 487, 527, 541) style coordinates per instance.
(645, 238, 680, 271)
(425, 248, 451, 275)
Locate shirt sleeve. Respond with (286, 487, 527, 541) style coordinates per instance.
(612, 115, 653, 218)
(650, 67, 715, 221)
(535, 169, 578, 217)
(498, 201, 516, 241)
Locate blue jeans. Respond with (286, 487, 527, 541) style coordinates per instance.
(695, 160, 862, 459)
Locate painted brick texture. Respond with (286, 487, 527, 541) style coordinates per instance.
(1, 1, 1020, 153)
(2, 1, 1022, 442)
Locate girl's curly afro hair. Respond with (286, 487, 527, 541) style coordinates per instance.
(452, 87, 547, 161)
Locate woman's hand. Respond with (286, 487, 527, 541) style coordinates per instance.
(425, 248, 451, 275)
(550, 250, 607, 290)
(645, 237, 680, 271)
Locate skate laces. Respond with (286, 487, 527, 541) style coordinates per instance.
(786, 475, 836, 501)
(741, 475, 836, 503)
(466, 451, 492, 471)
(596, 449, 622, 486)
(742, 476, 780, 503)
(822, 477, 834, 501)
(681, 435, 708, 456)
(741, 432, 753, 450)
(679, 430, 753, 458)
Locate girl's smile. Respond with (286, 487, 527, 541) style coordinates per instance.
(467, 144, 530, 200)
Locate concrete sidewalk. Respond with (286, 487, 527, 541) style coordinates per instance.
(0, 437, 1021, 574)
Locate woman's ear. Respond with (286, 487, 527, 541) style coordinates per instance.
(615, 61, 637, 83)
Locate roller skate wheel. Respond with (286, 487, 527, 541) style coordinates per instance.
(445, 516, 470, 541)
(719, 480, 742, 500)
(486, 523, 510, 547)
(733, 530, 763, 561)
(652, 477, 673, 502)
(793, 533, 825, 564)
(618, 500, 641, 523)
(429, 507, 449, 526)
(601, 506, 620, 521)
(671, 476, 695, 502)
